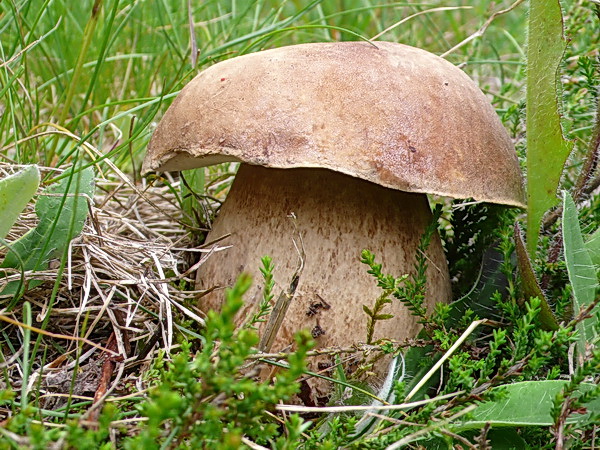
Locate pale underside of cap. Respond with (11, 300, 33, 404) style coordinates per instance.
(143, 41, 525, 208)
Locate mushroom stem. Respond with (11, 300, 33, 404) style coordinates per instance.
(197, 163, 451, 356)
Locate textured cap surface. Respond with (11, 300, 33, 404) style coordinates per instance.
(143, 41, 525, 207)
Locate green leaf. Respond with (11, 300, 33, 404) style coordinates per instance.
(460, 380, 600, 428)
(525, 0, 573, 256)
(0, 166, 40, 241)
(373, 314, 394, 321)
(562, 191, 598, 353)
(584, 228, 600, 268)
(1, 168, 95, 297)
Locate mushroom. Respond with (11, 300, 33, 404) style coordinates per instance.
(143, 41, 525, 400)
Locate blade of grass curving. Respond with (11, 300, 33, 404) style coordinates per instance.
(562, 191, 598, 354)
(241, 24, 376, 55)
(53, 93, 173, 170)
(157, 0, 186, 60)
(371, 6, 472, 42)
(36, 53, 149, 92)
(28, 163, 98, 406)
(314, 3, 331, 41)
(198, 0, 322, 62)
(406, 4, 453, 51)
(0, 60, 25, 99)
(525, 0, 573, 256)
(0, 165, 40, 241)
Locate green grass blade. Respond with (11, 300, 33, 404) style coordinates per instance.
(525, 0, 573, 256)
(181, 169, 205, 228)
(562, 191, 598, 353)
(0, 166, 40, 241)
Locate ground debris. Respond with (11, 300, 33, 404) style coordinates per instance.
(0, 163, 219, 419)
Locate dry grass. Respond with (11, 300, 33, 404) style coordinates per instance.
(0, 162, 230, 422)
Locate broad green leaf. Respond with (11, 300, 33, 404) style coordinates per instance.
(526, 0, 573, 256)
(460, 380, 600, 428)
(0, 168, 95, 298)
(584, 228, 600, 267)
(0, 166, 40, 241)
(562, 191, 598, 353)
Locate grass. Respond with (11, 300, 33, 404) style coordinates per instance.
(0, 0, 599, 448)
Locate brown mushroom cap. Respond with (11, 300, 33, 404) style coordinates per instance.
(143, 41, 525, 207)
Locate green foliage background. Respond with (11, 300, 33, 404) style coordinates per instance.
(0, 0, 598, 448)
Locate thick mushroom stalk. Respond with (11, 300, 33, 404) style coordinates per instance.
(199, 164, 450, 352)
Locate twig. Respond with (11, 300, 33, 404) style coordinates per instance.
(405, 319, 487, 401)
(0, 313, 118, 356)
(371, 7, 471, 41)
(258, 213, 305, 353)
(437, 429, 478, 450)
(440, 0, 525, 58)
(187, 0, 198, 68)
(475, 423, 492, 450)
(85, 310, 129, 423)
(89, 332, 119, 424)
(0, 19, 62, 69)
(276, 390, 463, 414)
(241, 437, 269, 450)
(385, 405, 478, 450)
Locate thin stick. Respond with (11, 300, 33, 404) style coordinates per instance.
(440, 0, 525, 58)
(0, 313, 118, 356)
(386, 404, 477, 450)
(371, 7, 471, 41)
(405, 319, 486, 401)
(258, 214, 305, 352)
(276, 390, 463, 414)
